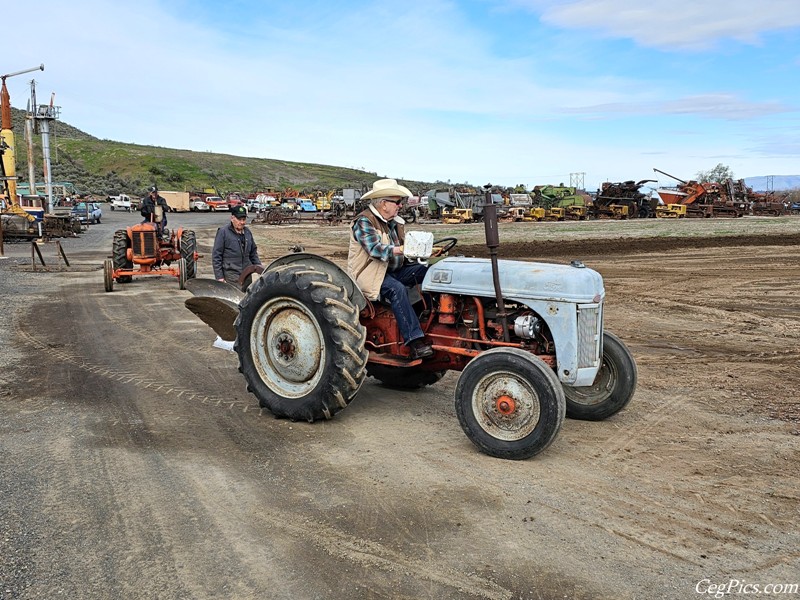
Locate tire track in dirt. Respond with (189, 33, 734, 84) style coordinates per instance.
(15, 326, 254, 415)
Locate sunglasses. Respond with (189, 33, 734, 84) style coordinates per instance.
(384, 198, 403, 205)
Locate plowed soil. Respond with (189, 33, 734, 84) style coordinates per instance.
(1, 212, 798, 600)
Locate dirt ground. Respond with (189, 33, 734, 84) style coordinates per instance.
(1, 211, 798, 599)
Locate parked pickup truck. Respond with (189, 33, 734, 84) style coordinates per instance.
(109, 195, 132, 212)
(190, 198, 211, 212)
(205, 196, 229, 211)
(72, 202, 103, 224)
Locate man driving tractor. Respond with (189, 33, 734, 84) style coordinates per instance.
(347, 178, 433, 360)
(140, 186, 169, 234)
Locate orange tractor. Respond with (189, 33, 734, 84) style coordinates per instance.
(103, 211, 198, 292)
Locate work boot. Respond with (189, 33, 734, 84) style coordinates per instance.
(409, 338, 433, 359)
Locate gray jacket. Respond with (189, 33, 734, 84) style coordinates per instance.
(212, 223, 262, 284)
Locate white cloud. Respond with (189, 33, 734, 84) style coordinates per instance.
(564, 94, 792, 120)
(4, 0, 799, 190)
(502, 0, 800, 50)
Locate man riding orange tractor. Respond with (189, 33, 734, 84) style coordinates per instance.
(103, 198, 198, 292)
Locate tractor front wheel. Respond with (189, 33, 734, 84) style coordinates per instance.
(103, 259, 114, 292)
(177, 258, 187, 290)
(563, 331, 637, 421)
(235, 264, 368, 422)
(455, 348, 565, 460)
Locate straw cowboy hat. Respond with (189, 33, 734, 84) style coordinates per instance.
(360, 178, 413, 201)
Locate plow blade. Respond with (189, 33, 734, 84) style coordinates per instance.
(184, 279, 244, 341)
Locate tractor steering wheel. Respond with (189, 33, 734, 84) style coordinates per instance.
(432, 237, 458, 257)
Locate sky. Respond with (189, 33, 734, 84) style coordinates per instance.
(3, 0, 800, 191)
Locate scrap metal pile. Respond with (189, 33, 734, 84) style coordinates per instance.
(653, 169, 789, 218)
(591, 180, 658, 219)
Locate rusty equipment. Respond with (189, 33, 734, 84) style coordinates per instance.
(591, 180, 657, 219)
(653, 169, 751, 218)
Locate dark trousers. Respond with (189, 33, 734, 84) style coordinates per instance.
(380, 263, 428, 344)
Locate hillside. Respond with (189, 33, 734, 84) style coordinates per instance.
(8, 107, 798, 199)
(7, 106, 437, 198)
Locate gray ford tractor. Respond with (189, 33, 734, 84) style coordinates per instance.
(184, 205, 636, 460)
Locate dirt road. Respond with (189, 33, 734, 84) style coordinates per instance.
(1, 211, 798, 599)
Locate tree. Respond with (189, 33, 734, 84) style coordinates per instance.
(695, 163, 734, 183)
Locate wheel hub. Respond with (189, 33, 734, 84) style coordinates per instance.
(495, 394, 516, 415)
(472, 371, 541, 441)
(276, 334, 296, 360)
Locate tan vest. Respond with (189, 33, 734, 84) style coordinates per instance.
(347, 207, 405, 300)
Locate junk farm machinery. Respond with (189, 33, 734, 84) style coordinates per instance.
(653, 168, 788, 218)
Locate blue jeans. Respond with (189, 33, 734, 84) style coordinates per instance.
(380, 263, 429, 344)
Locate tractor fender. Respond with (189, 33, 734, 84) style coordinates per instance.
(264, 253, 366, 312)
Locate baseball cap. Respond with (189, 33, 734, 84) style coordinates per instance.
(231, 205, 247, 218)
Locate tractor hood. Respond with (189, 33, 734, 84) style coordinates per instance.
(422, 257, 604, 304)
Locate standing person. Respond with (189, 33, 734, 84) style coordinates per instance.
(140, 186, 169, 232)
(212, 205, 263, 288)
(347, 178, 433, 359)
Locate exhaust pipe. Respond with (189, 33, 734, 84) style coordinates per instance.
(483, 190, 510, 342)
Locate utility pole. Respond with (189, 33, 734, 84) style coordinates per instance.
(569, 172, 585, 191)
(29, 81, 60, 213)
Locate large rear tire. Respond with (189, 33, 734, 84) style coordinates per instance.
(563, 332, 637, 420)
(367, 364, 445, 389)
(180, 230, 197, 279)
(112, 229, 133, 283)
(455, 348, 565, 460)
(235, 264, 368, 422)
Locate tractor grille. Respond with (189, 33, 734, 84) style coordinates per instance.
(132, 230, 158, 258)
(577, 304, 602, 369)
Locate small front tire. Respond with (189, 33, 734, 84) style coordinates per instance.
(563, 332, 637, 421)
(455, 348, 565, 460)
(103, 259, 114, 292)
(177, 258, 187, 290)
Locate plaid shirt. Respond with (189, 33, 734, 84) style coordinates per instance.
(352, 216, 404, 272)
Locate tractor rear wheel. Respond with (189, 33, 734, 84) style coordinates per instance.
(112, 229, 133, 283)
(455, 348, 565, 460)
(180, 230, 197, 279)
(563, 331, 637, 421)
(235, 264, 368, 422)
(367, 364, 445, 389)
(103, 259, 114, 292)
